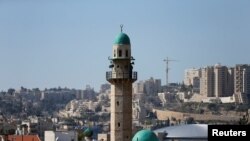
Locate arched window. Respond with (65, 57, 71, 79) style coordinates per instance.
(114, 49, 116, 57)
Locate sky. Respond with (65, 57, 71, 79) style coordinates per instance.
(0, 0, 250, 91)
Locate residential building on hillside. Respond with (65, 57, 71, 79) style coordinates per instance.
(234, 64, 250, 104)
(188, 64, 250, 104)
(200, 66, 214, 97)
(144, 77, 162, 96)
(214, 64, 233, 97)
(184, 68, 201, 92)
(133, 81, 144, 94)
(199, 64, 234, 98)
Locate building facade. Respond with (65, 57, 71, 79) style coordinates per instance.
(144, 77, 162, 96)
(200, 66, 214, 97)
(133, 81, 144, 94)
(214, 64, 233, 97)
(234, 64, 250, 104)
(184, 68, 201, 92)
(199, 64, 234, 98)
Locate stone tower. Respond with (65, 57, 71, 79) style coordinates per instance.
(106, 26, 137, 141)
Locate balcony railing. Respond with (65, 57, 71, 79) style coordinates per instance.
(106, 71, 137, 81)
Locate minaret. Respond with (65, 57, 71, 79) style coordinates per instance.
(106, 25, 137, 141)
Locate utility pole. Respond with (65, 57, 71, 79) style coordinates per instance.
(163, 57, 177, 88)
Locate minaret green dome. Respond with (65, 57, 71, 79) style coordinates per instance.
(113, 32, 130, 45)
(132, 130, 159, 141)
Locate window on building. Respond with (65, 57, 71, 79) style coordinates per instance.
(117, 101, 119, 106)
(114, 49, 116, 57)
(118, 122, 120, 127)
(119, 50, 122, 57)
(126, 50, 128, 57)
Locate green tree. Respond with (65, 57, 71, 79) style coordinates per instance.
(239, 112, 249, 125)
(95, 104, 102, 112)
(7, 88, 15, 95)
(78, 131, 85, 141)
(186, 117, 195, 124)
(180, 83, 187, 92)
(207, 103, 219, 111)
(224, 104, 235, 111)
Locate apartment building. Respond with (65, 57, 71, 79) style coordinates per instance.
(234, 64, 250, 104)
(184, 68, 201, 92)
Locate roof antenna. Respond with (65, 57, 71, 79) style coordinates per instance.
(120, 24, 123, 32)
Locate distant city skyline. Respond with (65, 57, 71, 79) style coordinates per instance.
(0, 0, 250, 91)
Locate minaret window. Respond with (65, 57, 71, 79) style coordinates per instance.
(114, 50, 116, 57)
(118, 122, 120, 127)
(119, 50, 122, 57)
(116, 101, 119, 106)
(126, 50, 128, 57)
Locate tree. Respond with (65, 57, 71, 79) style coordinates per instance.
(32, 88, 40, 92)
(20, 86, 27, 92)
(78, 131, 85, 141)
(7, 88, 15, 95)
(0, 91, 6, 96)
(224, 104, 235, 111)
(197, 108, 205, 114)
(180, 83, 187, 92)
(95, 104, 102, 112)
(236, 104, 248, 112)
(207, 103, 219, 111)
(186, 117, 195, 124)
(239, 111, 249, 125)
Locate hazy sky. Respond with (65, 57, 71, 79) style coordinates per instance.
(0, 0, 250, 91)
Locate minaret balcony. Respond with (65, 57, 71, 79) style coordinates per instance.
(106, 71, 137, 82)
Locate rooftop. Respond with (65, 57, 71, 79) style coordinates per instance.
(154, 124, 208, 139)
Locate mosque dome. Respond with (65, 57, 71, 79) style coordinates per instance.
(83, 128, 93, 137)
(132, 130, 159, 141)
(113, 32, 130, 45)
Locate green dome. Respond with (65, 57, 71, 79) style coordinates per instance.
(132, 130, 159, 141)
(113, 32, 130, 45)
(83, 128, 93, 137)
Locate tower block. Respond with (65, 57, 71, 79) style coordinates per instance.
(106, 27, 137, 141)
